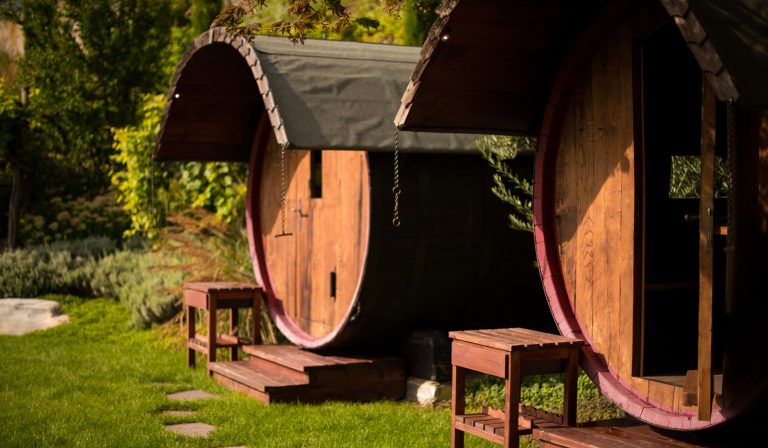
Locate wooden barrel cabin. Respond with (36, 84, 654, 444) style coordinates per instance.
(396, 0, 768, 431)
(155, 30, 555, 350)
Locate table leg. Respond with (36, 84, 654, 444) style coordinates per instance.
(563, 347, 579, 426)
(252, 292, 261, 345)
(451, 364, 465, 448)
(187, 304, 196, 368)
(230, 308, 239, 361)
(207, 297, 217, 369)
(505, 351, 521, 448)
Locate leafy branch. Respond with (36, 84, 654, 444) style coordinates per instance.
(213, 0, 425, 43)
(477, 135, 536, 233)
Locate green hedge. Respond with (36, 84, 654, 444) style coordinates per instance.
(0, 237, 182, 327)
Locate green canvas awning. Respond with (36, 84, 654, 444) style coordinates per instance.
(155, 29, 479, 162)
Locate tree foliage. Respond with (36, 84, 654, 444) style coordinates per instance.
(3, 0, 173, 182)
(0, 0, 175, 246)
(477, 136, 535, 233)
(668, 155, 730, 199)
(111, 94, 247, 237)
(401, 0, 439, 45)
(214, 0, 436, 43)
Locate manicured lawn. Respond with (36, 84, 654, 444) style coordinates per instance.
(0, 296, 504, 447)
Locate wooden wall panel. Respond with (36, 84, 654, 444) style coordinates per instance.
(555, 27, 636, 381)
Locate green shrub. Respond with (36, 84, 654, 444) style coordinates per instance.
(0, 236, 117, 297)
(111, 94, 248, 237)
(0, 249, 53, 297)
(90, 250, 183, 328)
(19, 192, 130, 245)
(0, 236, 181, 327)
(465, 371, 623, 423)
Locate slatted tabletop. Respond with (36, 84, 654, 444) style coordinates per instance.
(449, 328, 584, 351)
(183, 282, 261, 294)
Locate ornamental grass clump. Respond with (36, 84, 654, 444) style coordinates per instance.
(154, 209, 280, 344)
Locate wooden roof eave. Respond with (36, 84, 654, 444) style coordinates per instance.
(395, 0, 610, 136)
(154, 28, 287, 162)
(396, 0, 766, 136)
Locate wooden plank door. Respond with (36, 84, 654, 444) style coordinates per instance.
(697, 76, 716, 421)
(293, 150, 313, 334)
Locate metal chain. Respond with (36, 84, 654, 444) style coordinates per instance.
(275, 142, 292, 238)
(726, 99, 735, 246)
(392, 128, 402, 227)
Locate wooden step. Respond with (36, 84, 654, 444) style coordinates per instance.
(243, 344, 404, 387)
(212, 345, 406, 404)
(242, 345, 311, 382)
(533, 419, 706, 448)
(209, 360, 308, 404)
(243, 344, 371, 371)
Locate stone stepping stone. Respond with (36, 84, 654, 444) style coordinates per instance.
(165, 422, 215, 437)
(161, 410, 197, 417)
(167, 390, 217, 401)
(0, 299, 70, 335)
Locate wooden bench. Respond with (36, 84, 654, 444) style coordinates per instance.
(449, 328, 584, 448)
(184, 282, 263, 369)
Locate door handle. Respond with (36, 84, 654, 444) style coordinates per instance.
(292, 199, 309, 218)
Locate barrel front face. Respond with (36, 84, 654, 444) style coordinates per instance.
(534, 8, 763, 430)
(249, 133, 556, 350)
(255, 131, 370, 345)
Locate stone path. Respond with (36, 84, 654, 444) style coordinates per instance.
(166, 389, 217, 402)
(165, 422, 216, 437)
(163, 389, 243, 446)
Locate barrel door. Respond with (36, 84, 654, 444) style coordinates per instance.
(535, 11, 743, 430)
(258, 132, 370, 340)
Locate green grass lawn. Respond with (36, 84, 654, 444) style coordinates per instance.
(0, 296, 505, 448)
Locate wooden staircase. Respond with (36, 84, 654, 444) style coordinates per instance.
(208, 345, 405, 404)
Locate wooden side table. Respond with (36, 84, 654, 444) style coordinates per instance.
(449, 328, 583, 448)
(184, 282, 263, 369)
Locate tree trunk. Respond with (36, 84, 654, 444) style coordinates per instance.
(7, 160, 21, 250)
(6, 88, 27, 250)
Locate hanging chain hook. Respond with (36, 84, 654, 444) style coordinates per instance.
(275, 141, 293, 238)
(392, 127, 402, 227)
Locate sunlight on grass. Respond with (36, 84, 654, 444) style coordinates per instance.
(0, 296, 507, 447)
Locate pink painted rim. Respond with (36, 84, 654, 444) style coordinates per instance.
(531, 0, 739, 430)
(245, 118, 372, 348)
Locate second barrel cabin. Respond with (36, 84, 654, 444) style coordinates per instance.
(395, 0, 768, 432)
(155, 30, 554, 350)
